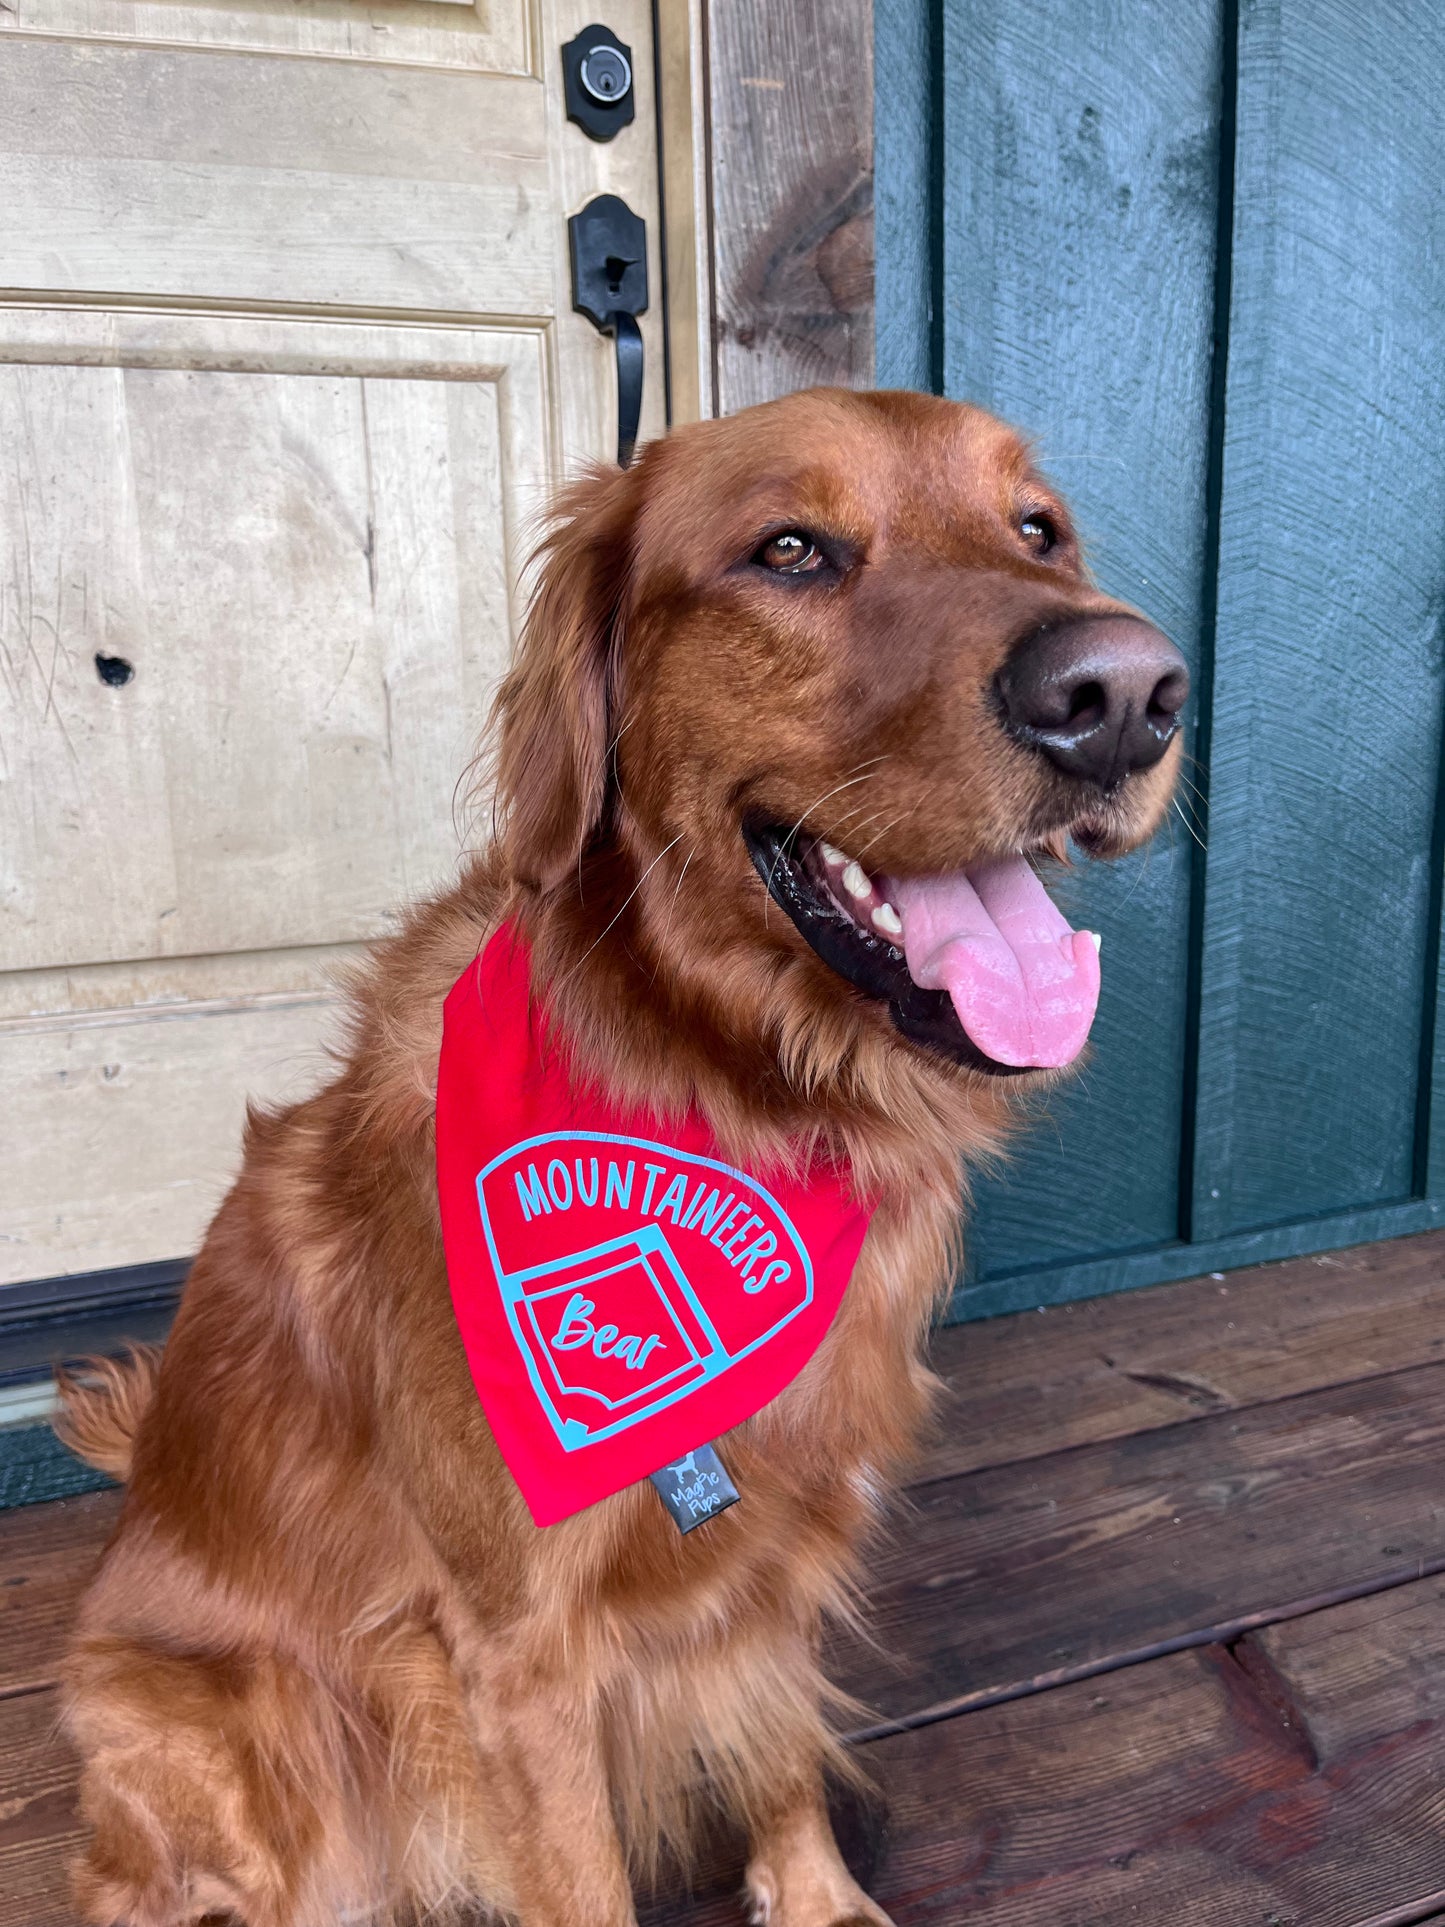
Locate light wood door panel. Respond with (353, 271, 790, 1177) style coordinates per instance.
(10, 0, 534, 72)
(1, 315, 544, 972)
(0, 0, 664, 1285)
(4, 987, 338, 1282)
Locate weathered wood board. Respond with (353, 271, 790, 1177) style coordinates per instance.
(706, 0, 875, 410)
(649, 1583, 1445, 1925)
(922, 1228, 1445, 1481)
(0, 1489, 120, 1699)
(927, 0, 1223, 1283)
(875, 0, 1445, 1300)
(1192, 0, 1445, 1239)
(0, 1691, 85, 1927)
(834, 1361, 1445, 1724)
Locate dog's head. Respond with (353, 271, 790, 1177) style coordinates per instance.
(492, 388, 1185, 1100)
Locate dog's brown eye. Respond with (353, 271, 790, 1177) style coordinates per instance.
(754, 530, 823, 574)
(1020, 513, 1058, 556)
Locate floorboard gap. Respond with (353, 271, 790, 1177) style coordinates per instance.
(0, 1676, 60, 1706)
(1353, 1890, 1445, 1927)
(903, 1354, 1445, 1494)
(844, 1553, 1445, 1743)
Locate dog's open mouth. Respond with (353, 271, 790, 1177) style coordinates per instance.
(743, 821, 1102, 1077)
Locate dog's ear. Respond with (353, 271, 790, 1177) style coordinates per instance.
(492, 460, 644, 892)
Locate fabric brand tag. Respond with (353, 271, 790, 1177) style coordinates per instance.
(648, 1443, 740, 1533)
(434, 922, 875, 1527)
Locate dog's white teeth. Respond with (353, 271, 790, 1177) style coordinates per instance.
(818, 841, 846, 867)
(841, 861, 872, 901)
(872, 901, 903, 936)
(1088, 930, 1102, 953)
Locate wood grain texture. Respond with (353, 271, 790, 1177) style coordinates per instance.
(1192, 0, 1445, 1237)
(1250, 1573, 1445, 1767)
(13, 1571, 1445, 1927)
(655, 0, 714, 424)
(0, 1491, 118, 1699)
(871, 0, 932, 393)
(860, 1646, 1315, 1926)
(934, 0, 1223, 1288)
(649, 1625, 1445, 1924)
(859, 1619, 1445, 1927)
(832, 1360, 1445, 1724)
(0, 1691, 84, 1927)
(0, 343, 522, 972)
(924, 1227, 1445, 1481)
(11, 1558, 1445, 1927)
(4, 0, 531, 74)
(706, 0, 874, 410)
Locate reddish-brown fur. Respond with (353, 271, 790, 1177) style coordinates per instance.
(58, 390, 1178, 1926)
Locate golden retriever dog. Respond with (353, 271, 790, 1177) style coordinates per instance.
(57, 388, 1186, 1927)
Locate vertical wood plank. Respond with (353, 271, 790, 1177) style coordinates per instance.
(655, 0, 715, 424)
(873, 0, 933, 394)
(936, 0, 1223, 1289)
(706, 0, 875, 411)
(0, 1690, 85, 1927)
(1191, 0, 1445, 1239)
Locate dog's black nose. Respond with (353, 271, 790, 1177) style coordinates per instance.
(997, 616, 1189, 789)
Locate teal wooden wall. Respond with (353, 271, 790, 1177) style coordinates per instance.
(875, 0, 1445, 1318)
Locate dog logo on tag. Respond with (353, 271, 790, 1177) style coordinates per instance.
(475, 1132, 815, 1449)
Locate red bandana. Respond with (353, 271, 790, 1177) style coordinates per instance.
(435, 924, 875, 1526)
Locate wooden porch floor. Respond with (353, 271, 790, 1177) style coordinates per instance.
(8, 1232, 1445, 1924)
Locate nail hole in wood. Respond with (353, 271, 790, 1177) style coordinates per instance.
(95, 653, 134, 687)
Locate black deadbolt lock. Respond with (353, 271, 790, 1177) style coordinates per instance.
(562, 24, 635, 141)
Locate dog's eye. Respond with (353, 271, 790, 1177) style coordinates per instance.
(1020, 512, 1058, 556)
(753, 530, 823, 574)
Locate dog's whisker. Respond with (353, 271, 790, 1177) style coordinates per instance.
(553, 831, 688, 993)
(1169, 790, 1205, 837)
(849, 804, 922, 869)
(606, 706, 640, 761)
(649, 844, 698, 985)
(1172, 797, 1207, 852)
(783, 759, 890, 837)
(1172, 768, 1208, 813)
(765, 761, 890, 900)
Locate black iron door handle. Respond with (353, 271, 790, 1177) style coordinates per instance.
(609, 311, 643, 469)
(569, 194, 649, 469)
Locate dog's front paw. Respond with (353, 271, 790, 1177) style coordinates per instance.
(744, 1868, 894, 1927)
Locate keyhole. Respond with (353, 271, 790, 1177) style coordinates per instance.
(578, 43, 632, 108)
(604, 254, 632, 297)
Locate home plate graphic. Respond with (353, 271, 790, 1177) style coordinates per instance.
(477, 1134, 815, 1450)
(435, 928, 875, 1526)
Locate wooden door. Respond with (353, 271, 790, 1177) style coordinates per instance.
(876, 0, 1445, 1314)
(0, 0, 666, 1291)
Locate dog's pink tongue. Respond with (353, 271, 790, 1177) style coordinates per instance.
(885, 859, 1100, 1068)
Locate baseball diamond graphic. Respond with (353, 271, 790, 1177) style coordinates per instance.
(474, 1131, 817, 1450)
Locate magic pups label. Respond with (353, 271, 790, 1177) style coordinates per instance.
(435, 926, 874, 1526)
